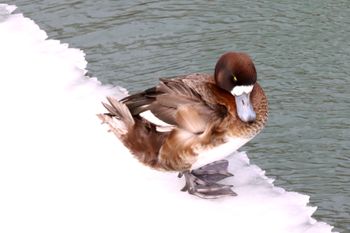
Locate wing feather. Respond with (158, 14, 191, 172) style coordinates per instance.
(122, 74, 228, 134)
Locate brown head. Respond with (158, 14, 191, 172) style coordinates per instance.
(214, 52, 258, 123)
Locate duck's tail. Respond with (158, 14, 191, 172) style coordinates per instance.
(97, 96, 167, 170)
(97, 96, 135, 137)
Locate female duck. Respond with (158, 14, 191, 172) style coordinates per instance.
(98, 52, 268, 198)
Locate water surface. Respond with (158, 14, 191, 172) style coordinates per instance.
(12, 1, 350, 231)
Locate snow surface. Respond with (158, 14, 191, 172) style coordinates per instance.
(0, 4, 337, 233)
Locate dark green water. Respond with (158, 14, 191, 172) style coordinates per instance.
(11, 1, 350, 231)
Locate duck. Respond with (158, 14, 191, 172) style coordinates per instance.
(98, 52, 268, 199)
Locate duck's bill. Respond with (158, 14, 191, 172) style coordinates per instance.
(235, 93, 256, 123)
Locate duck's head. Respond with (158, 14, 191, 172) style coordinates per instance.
(214, 52, 257, 123)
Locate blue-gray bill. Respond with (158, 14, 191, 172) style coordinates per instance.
(235, 93, 256, 123)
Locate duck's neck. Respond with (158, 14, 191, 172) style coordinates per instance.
(236, 83, 269, 138)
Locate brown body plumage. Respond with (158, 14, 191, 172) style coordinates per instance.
(98, 52, 268, 172)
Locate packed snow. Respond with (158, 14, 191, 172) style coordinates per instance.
(0, 4, 336, 233)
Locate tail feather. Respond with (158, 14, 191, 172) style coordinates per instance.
(102, 101, 120, 117)
(98, 96, 168, 170)
(106, 96, 134, 126)
(97, 96, 135, 137)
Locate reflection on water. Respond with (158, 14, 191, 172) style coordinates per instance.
(12, 0, 350, 231)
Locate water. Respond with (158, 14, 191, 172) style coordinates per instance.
(11, 1, 350, 232)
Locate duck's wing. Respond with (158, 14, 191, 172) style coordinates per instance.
(121, 76, 228, 134)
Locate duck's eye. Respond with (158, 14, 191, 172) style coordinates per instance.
(232, 74, 237, 82)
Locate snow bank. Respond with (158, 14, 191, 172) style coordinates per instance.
(0, 5, 336, 233)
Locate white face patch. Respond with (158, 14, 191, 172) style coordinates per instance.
(231, 85, 254, 96)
